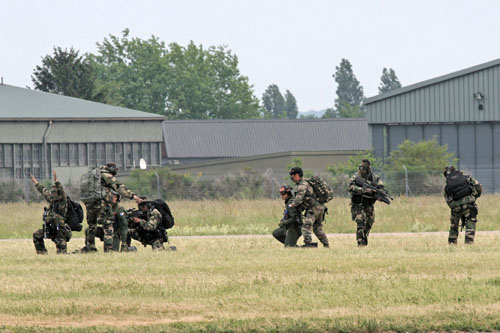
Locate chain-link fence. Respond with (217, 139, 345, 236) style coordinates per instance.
(0, 165, 485, 203)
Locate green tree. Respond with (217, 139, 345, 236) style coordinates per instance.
(322, 107, 337, 118)
(386, 138, 457, 172)
(165, 42, 260, 119)
(92, 29, 171, 114)
(327, 150, 381, 177)
(262, 84, 286, 119)
(32, 47, 105, 102)
(378, 68, 402, 94)
(92, 29, 260, 119)
(332, 58, 365, 118)
(284, 90, 298, 119)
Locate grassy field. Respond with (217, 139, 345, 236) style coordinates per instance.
(0, 194, 498, 239)
(2, 233, 500, 331)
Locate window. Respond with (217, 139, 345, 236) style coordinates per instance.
(78, 144, 87, 166)
(69, 144, 78, 166)
(4, 144, 12, 167)
(51, 144, 60, 166)
(60, 143, 69, 166)
(97, 143, 105, 165)
(88, 144, 96, 166)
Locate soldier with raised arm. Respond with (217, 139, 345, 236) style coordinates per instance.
(31, 171, 72, 254)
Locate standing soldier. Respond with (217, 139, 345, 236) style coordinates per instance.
(31, 171, 72, 254)
(289, 167, 329, 248)
(272, 185, 302, 247)
(99, 192, 128, 252)
(443, 166, 482, 244)
(348, 159, 384, 247)
(80, 162, 141, 253)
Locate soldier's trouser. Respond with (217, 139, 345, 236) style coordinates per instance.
(33, 224, 72, 254)
(151, 239, 165, 250)
(449, 203, 478, 244)
(112, 212, 129, 251)
(102, 221, 114, 252)
(302, 205, 329, 246)
(272, 224, 302, 247)
(351, 204, 375, 246)
(84, 200, 106, 250)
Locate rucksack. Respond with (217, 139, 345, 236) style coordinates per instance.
(80, 168, 105, 204)
(151, 199, 175, 229)
(307, 176, 334, 204)
(445, 171, 472, 200)
(66, 197, 84, 232)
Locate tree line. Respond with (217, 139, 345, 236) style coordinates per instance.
(32, 29, 402, 120)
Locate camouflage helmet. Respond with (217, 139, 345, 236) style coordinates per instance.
(289, 167, 303, 177)
(105, 162, 119, 175)
(443, 165, 456, 177)
(138, 196, 153, 208)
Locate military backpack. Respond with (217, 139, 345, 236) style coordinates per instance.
(306, 176, 334, 204)
(152, 199, 175, 229)
(445, 170, 472, 200)
(80, 168, 105, 204)
(66, 197, 84, 232)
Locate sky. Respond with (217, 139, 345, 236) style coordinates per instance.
(2, 0, 500, 112)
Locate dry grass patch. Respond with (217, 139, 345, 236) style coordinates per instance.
(2, 233, 500, 331)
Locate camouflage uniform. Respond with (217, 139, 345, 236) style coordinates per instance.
(128, 207, 166, 250)
(444, 172, 482, 244)
(348, 171, 383, 246)
(33, 181, 72, 254)
(98, 201, 128, 252)
(272, 197, 302, 247)
(294, 179, 329, 247)
(84, 166, 136, 251)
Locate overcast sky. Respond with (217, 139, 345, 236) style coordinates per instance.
(2, 0, 500, 112)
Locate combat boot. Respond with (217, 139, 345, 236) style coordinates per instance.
(301, 242, 318, 248)
(322, 242, 329, 248)
(37, 250, 48, 255)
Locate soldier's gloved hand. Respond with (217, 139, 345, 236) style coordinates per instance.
(279, 221, 285, 228)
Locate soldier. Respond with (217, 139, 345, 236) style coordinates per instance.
(31, 171, 72, 254)
(443, 166, 482, 244)
(272, 185, 302, 247)
(348, 159, 384, 247)
(81, 162, 141, 253)
(98, 192, 129, 252)
(289, 167, 329, 248)
(128, 198, 173, 251)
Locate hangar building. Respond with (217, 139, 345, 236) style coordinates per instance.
(161, 118, 370, 179)
(365, 58, 500, 192)
(0, 84, 164, 182)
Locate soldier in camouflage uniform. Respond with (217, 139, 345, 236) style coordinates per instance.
(128, 199, 169, 250)
(31, 171, 72, 254)
(97, 192, 129, 252)
(272, 185, 302, 247)
(82, 162, 141, 252)
(289, 167, 329, 248)
(348, 159, 384, 247)
(443, 166, 482, 244)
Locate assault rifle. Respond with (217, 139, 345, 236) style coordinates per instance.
(125, 208, 147, 227)
(42, 208, 49, 239)
(354, 176, 394, 205)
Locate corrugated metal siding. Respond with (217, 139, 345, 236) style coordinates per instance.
(372, 123, 500, 192)
(162, 119, 370, 158)
(0, 121, 163, 143)
(366, 65, 500, 124)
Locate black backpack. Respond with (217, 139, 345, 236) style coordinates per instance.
(151, 199, 175, 230)
(66, 197, 84, 232)
(445, 171, 472, 200)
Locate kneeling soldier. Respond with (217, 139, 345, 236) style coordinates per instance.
(31, 171, 72, 254)
(444, 166, 482, 244)
(128, 198, 170, 250)
(272, 185, 302, 247)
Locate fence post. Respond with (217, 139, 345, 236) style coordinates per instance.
(24, 175, 30, 204)
(155, 171, 161, 200)
(403, 165, 411, 196)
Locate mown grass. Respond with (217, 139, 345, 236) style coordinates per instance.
(0, 194, 498, 239)
(2, 234, 500, 331)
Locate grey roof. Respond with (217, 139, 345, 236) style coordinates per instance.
(365, 58, 500, 104)
(0, 84, 164, 121)
(162, 119, 369, 158)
